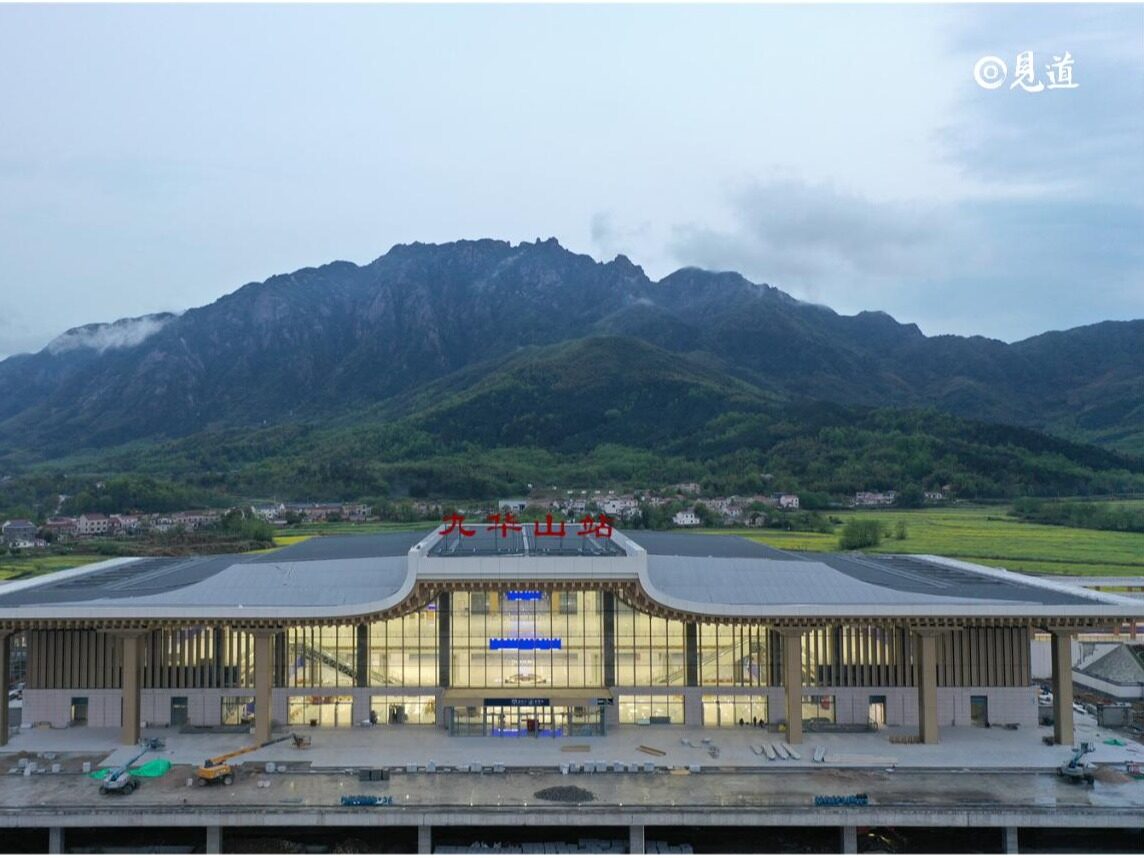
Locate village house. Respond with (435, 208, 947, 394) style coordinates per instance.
(251, 503, 286, 522)
(854, 491, 896, 507)
(162, 510, 222, 532)
(672, 508, 701, 527)
(42, 516, 78, 541)
(601, 496, 639, 518)
(341, 502, 372, 521)
(109, 514, 141, 535)
(75, 512, 111, 538)
(1, 519, 37, 547)
(284, 502, 343, 522)
(777, 493, 800, 510)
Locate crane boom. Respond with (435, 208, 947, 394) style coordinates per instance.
(204, 734, 292, 767)
(196, 733, 302, 786)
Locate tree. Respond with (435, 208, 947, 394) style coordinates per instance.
(838, 519, 882, 550)
(893, 520, 908, 540)
(894, 485, 925, 508)
(693, 502, 717, 527)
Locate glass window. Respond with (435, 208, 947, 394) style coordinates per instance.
(221, 695, 255, 726)
(288, 694, 354, 727)
(698, 623, 770, 686)
(617, 694, 684, 724)
(370, 694, 437, 725)
(449, 590, 603, 688)
(369, 606, 439, 687)
(802, 694, 836, 725)
(286, 625, 357, 688)
(614, 601, 686, 686)
(701, 694, 768, 727)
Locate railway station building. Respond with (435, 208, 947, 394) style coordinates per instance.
(0, 527, 1138, 749)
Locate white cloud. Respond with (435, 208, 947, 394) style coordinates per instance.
(46, 313, 177, 355)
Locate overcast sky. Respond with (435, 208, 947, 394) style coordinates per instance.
(0, 3, 1140, 357)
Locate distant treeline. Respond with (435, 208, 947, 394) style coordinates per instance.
(1010, 498, 1144, 533)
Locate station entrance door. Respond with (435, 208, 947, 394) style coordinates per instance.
(445, 691, 608, 737)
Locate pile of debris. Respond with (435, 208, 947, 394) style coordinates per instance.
(534, 785, 596, 803)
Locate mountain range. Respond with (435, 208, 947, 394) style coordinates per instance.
(0, 238, 1141, 505)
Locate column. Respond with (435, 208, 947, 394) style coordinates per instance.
(48, 828, 64, 854)
(684, 623, 699, 687)
(205, 826, 222, 854)
(437, 592, 451, 688)
(780, 629, 803, 744)
(1002, 826, 1018, 854)
(0, 633, 10, 747)
(915, 630, 939, 744)
(629, 824, 645, 855)
(121, 632, 144, 746)
(253, 630, 274, 744)
(1050, 630, 1074, 746)
(355, 624, 369, 687)
(602, 591, 617, 688)
(418, 825, 432, 855)
(841, 826, 858, 854)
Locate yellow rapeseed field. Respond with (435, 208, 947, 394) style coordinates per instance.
(0, 554, 105, 581)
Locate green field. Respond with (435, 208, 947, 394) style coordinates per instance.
(0, 554, 106, 581)
(703, 506, 1144, 578)
(4, 508, 1140, 582)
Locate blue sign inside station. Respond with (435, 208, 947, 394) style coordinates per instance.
(488, 637, 563, 650)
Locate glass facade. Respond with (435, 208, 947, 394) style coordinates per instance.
(22, 585, 1035, 738)
(802, 694, 837, 725)
(288, 694, 354, 727)
(614, 602, 687, 686)
(617, 694, 685, 724)
(698, 623, 770, 686)
(446, 702, 605, 737)
(370, 694, 437, 725)
(701, 694, 769, 727)
(369, 607, 439, 687)
(449, 591, 603, 688)
(286, 625, 357, 687)
(220, 695, 254, 726)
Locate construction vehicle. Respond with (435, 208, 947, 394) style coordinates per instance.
(1057, 741, 1096, 785)
(196, 733, 306, 786)
(98, 738, 165, 795)
(99, 748, 148, 795)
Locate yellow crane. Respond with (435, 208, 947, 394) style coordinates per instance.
(196, 733, 306, 786)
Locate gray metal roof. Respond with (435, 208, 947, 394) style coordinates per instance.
(643, 554, 1100, 611)
(76, 556, 410, 609)
(0, 529, 1135, 622)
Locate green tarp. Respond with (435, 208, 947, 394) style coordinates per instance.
(88, 758, 172, 779)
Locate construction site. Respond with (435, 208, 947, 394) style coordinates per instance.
(0, 528, 1141, 853)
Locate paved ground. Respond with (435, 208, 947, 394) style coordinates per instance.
(1, 721, 1141, 815)
(1, 760, 1142, 814)
(6, 718, 1143, 774)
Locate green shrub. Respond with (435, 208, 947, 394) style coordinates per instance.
(838, 519, 882, 550)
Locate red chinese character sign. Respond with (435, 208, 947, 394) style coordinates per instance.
(534, 514, 566, 538)
(438, 512, 613, 540)
(485, 512, 523, 538)
(439, 513, 475, 537)
(577, 514, 613, 538)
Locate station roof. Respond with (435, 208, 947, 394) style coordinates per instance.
(0, 528, 1137, 626)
